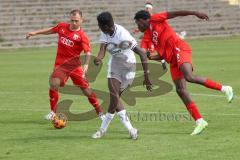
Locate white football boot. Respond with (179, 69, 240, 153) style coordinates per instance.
(92, 129, 105, 139)
(129, 128, 138, 140)
(44, 111, 55, 120)
(222, 86, 234, 103)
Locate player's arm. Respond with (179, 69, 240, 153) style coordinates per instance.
(82, 52, 91, 78)
(146, 52, 167, 70)
(146, 51, 161, 61)
(26, 28, 55, 39)
(167, 11, 209, 20)
(133, 46, 152, 91)
(94, 43, 107, 66)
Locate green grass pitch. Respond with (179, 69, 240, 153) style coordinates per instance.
(0, 37, 239, 160)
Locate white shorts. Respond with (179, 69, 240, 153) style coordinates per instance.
(107, 60, 136, 91)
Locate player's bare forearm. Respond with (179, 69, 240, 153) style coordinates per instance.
(133, 46, 152, 91)
(148, 54, 161, 61)
(94, 43, 107, 65)
(97, 43, 107, 59)
(83, 52, 91, 73)
(133, 46, 149, 73)
(83, 52, 91, 66)
(26, 28, 54, 39)
(167, 11, 209, 21)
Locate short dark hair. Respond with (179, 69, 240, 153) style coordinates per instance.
(97, 12, 114, 27)
(134, 10, 151, 20)
(70, 9, 82, 17)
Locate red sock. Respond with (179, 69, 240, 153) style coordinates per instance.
(204, 79, 222, 91)
(186, 102, 202, 121)
(88, 92, 102, 115)
(49, 89, 59, 113)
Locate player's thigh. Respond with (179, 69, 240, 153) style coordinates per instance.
(50, 67, 69, 88)
(70, 67, 90, 89)
(108, 78, 121, 98)
(170, 62, 184, 81)
(179, 62, 194, 79)
(173, 78, 187, 90)
(171, 49, 192, 81)
(108, 78, 122, 113)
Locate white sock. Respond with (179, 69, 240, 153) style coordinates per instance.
(161, 59, 166, 64)
(221, 86, 226, 93)
(100, 112, 115, 132)
(117, 110, 133, 131)
(196, 118, 204, 125)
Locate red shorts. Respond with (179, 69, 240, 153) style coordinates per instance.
(170, 46, 192, 81)
(51, 66, 89, 89)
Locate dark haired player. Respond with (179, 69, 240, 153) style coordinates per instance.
(134, 10, 234, 135)
(92, 12, 152, 139)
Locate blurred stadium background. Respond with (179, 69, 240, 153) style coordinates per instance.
(0, 0, 240, 48)
(1, 1, 240, 159)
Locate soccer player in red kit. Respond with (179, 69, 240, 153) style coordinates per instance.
(134, 10, 234, 135)
(134, 2, 167, 69)
(26, 9, 104, 121)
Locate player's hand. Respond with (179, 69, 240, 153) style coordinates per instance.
(195, 12, 209, 21)
(26, 32, 36, 39)
(143, 75, 152, 92)
(94, 57, 102, 66)
(146, 51, 151, 59)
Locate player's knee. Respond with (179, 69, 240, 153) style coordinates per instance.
(82, 88, 91, 97)
(108, 108, 115, 114)
(176, 87, 186, 96)
(49, 78, 61, 90)
(184, 74, 195, 83)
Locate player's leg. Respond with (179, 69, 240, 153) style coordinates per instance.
(173, 78, 208, 135)
(45, 68, 68, 120)
(81, 87, 104, 120)
(115, 70, 138, 139)
(115, 96, 138, 140)
(180, 63, 233, 102)
(92, 78, 121, 138)
(170, 63, 207, 135)
(45, 77, 60, 120)
(49, 77, 60, 112)
(70, 68, 104, 119)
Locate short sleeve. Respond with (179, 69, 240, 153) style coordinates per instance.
(80, 31, 91, 53)
(99, 32, 108, 44)
(120, 28, 137, 50)
(150, 12, 168, 23)
(51, 22, 65, 33)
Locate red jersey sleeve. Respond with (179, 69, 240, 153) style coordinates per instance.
(80, 31, 91, 53)
(51, 22, 65, 33)
(141, 30, 151, 49)
(150, 12, 168, 23)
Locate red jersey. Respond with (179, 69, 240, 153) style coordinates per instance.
(146, 12, 191, 63)
(141, 29, 155, 53)
(51, 22, 91, 68)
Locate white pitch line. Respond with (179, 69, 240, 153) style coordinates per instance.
(0, 108, 239, 117)
(0, 90, 239, 99)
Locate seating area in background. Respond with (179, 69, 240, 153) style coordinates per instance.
(0, 0, 240, 48)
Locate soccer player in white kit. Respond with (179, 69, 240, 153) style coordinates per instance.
(92, 12, 152, 140)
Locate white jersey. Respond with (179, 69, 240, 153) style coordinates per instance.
(99, 24, 137, 66)
(99, 24, 137, 89)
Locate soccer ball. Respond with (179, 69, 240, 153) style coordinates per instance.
(51, 113, 67, 129)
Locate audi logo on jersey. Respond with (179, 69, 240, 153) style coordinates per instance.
(60, 37, 74, 47)
(152, 31, 158, 45)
